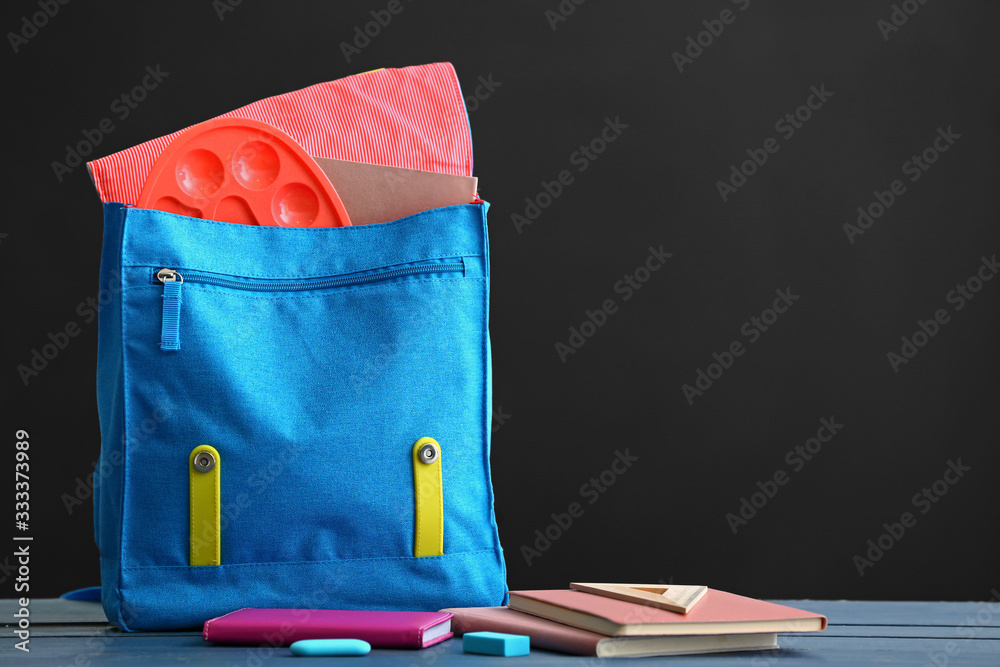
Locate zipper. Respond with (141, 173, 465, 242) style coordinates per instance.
(155, 262, 464, 351)
(158, 269, 183, 351)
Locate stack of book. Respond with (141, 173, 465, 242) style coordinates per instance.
(444, 585, 826, 658)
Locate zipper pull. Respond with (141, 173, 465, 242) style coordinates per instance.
(157, 268, 183, 351)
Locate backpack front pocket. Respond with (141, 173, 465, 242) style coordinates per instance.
(152, 260, 465, 351)
(119, 250, 493, 570)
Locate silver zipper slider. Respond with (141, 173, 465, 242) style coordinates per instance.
(157, 268, 183, 284)
(158, 269, 183, 351)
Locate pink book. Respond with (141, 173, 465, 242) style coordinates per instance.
(443, 606, 780, 658)
(508, 589, 827, 636)
(202, 608, 454, 648)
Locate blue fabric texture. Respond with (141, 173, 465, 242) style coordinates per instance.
(94, 202, 508, 631)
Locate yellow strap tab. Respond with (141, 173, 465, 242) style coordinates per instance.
(189, 445, 221, 566)
(412, 437, 444, 557)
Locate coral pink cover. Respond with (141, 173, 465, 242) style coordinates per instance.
(202, 608, 454, 648)
(510, 590, 827, 632)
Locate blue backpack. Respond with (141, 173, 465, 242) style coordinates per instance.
(94, 201, 507, 630)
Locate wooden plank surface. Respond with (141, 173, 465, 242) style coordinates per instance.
(0, 598, 109, 625)
(2, 599, 998, 664)
(3, 633, 999, 665)
(773, 599, 1000, 627)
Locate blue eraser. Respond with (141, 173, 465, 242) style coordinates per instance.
(463, 631, 530, 656)
(290, 639, 371, 657)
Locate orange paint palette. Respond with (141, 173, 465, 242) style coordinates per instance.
(137, 117, 351, 228)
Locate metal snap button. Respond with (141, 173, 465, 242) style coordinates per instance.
(193, 451, 216, 472)
(418, 442, 439, 465)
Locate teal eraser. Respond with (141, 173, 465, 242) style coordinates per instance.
(290, 639, 371, 656)
(463, 631, 530, 656)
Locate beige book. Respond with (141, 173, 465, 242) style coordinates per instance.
(313, 157, 478, 226)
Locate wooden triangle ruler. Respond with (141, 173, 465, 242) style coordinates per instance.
(569, 582, 708, 614)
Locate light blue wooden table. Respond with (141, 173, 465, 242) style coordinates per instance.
(2, 598, 998, 664)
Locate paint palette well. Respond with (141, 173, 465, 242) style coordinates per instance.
(137, 117, 351, 228)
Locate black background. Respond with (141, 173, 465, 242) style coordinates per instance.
(3, 1, 998, 602)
